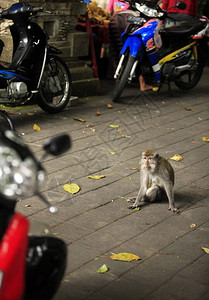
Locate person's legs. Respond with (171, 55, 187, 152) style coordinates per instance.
(139, 75, 153, 91)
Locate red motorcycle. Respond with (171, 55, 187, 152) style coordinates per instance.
(0, 110, 71, 300)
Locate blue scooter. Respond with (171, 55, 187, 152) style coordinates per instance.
(112, 0, 209, 102)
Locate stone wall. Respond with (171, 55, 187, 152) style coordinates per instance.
(0, 0, 14, 62)
(0, 0, 89, 62)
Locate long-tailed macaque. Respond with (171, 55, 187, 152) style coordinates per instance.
(128, 149, 178, 213)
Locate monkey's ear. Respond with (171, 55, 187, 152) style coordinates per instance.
(154, 153, 159, 158)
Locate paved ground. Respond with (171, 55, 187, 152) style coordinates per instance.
(9, 67, 209, 299)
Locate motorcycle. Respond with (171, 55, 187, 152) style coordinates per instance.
(0, 109, 71, 299)
(112, 0, 209, 102)
(0, 2, 72, 113)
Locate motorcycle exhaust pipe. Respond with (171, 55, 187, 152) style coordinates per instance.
(174, 60, 197, 75)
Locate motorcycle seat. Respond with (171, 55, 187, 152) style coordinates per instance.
(160, 20, 206, 38)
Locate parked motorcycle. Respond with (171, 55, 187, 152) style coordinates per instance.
(0, 2, 72, 113)
(112, 0, 209, 102)
(0, 109, 71, 299)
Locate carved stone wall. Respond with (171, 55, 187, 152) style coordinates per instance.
(0, 1, 99, 96)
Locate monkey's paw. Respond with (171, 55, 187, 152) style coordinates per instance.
(127, 197, 136, 203)
(128, 203, 140, 210)
(169, 207, 180, 215)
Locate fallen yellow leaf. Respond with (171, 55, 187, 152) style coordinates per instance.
(110, 252, 141, 262)
(63, 183, 80, 194)
(98, 264, 109, 273)
(27, 112, 34, 115)
(108, 124, 119, 128)
(190, 223, 196, 228)
(170, 154, 183, 162)
(202, 137, 209, 142)
(74, 117, 86, 123)
(201, 247, 209, 254)
(110, 152, 116, 155)
(87, 175, 105, 180)
(182, 106, 195, 112)
(33, 124, 41, 131)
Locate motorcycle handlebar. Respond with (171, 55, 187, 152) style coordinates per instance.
(31, 7, 52, 14)
(0, 5, 51, 19)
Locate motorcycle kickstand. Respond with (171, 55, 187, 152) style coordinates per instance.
(153, 81, 163, 95)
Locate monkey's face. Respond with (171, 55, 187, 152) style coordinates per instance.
(141, 154, 156, 172)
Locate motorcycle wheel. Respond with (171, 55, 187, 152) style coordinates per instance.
(174, 48, 204, 90)
(38, 56, 72, 114)
(112, 53, 136, 102)
(24, 236, 67, 300)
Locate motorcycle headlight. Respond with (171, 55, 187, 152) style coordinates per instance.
(136, 3, 164, 18)
(0, 145, 45, 199)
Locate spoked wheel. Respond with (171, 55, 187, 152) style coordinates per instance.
(174, 46, 204, 90)
(112, 53, 136, 102)
(38, 56, 72, 113)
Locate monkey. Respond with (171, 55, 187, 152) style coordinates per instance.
(128, 149, 179, 213)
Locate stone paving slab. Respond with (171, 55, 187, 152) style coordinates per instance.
(9, 67, 209, 299)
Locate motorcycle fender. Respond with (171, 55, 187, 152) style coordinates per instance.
(0, 213, 29, 300)
(48, 45, 62, 55)
(121, 36, 144, 59)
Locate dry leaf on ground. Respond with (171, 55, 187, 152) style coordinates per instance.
(73, 117, 86, 122)
(201, 247, 209, 254)
(110, 252, 141, 262)
(97, 264, 109, 273)
(33, 124, 41, 131)
(87, 175, 106, 180)
(170, 154, 183, 161)
(108, 124, 119, 128)
(182, 106, 195, 112)
(63, 183, 80, 194)
(202, 137, 209, 142)
(190, 224, 196, 228)
(107, 104, 113, 108)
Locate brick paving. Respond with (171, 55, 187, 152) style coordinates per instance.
(11, 67, 209, 299)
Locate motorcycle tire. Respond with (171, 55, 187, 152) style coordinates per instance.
(112, 53, 136, 102)
(38, 55, 72, 114)
(174, 47, 204, 90)
(25, 236, 67, 300)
